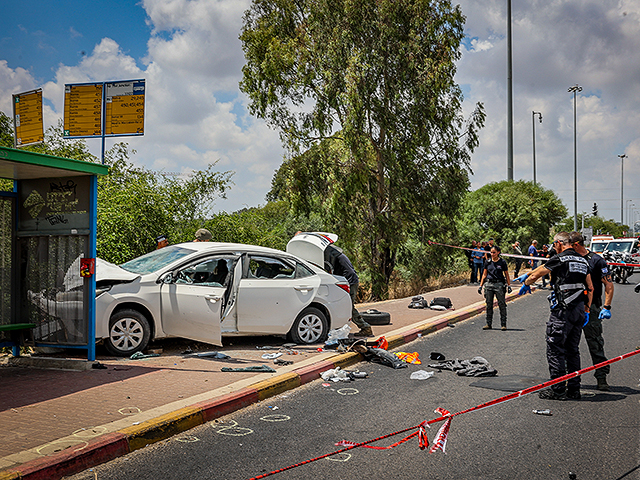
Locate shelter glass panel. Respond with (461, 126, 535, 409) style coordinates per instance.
(19, 235, 88, 345)
(0, 196, 14, 341)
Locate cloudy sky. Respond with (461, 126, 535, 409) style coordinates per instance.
(1, 0, 639, 226)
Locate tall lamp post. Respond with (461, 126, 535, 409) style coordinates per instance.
(506, 0, 514, 181)
(619, 154, 627, 224)
(568, 84, 582, 231)
(532, 111, 542, 184)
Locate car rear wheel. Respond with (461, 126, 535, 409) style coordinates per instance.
(288, 307, 328, 345)
(105, 309, 151, 356)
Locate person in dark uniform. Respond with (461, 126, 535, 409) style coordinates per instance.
(570, 231, 614, 391)
(478, 245, 512, 330)
(324, 244, 373, 337)
(517, 231, 593, 400)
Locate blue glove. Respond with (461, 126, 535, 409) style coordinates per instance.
(583, 311, 590, 327)
(598, 308, 611, 320)
(518, 284, 531, 295)
(515, 273, 529, 283)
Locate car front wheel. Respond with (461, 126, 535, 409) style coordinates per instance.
(105, 309, 151, 356)
(288, 307, 328, 345)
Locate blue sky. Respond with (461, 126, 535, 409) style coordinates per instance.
(2, 0, 640, 227)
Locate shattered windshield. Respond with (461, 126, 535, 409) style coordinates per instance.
(606, 241, 635, 253)
(591, 242, 608, 253)
(120, 246, 196, 274)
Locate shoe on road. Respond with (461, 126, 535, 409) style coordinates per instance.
(566, 389, 581, 400)
(596, 378, 610, 391)
(483, 325, 492, 330)
(538, 389, 567, 400)
(353, 327, 373, 337)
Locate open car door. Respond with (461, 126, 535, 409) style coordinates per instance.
(159, 255, 237, 346)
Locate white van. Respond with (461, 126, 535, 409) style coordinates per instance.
(589, 235, 614, 254)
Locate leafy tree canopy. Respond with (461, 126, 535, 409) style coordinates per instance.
(556, 214, 629, 239)
(241, 0, 485, 299)
(457, 180, 568, 248)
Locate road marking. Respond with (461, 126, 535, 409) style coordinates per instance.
(337, 388, 359, 396)
(260, 414, 291, 422)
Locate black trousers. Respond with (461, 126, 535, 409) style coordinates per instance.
(546, 304, 584, 393)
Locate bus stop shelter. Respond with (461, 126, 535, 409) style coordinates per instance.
(0, 146, 108, 361)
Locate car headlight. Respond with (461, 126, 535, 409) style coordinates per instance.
(96, 285, 113, 297)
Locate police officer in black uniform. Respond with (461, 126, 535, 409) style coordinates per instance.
(516, 231, 594, 400)
(570, 231, 614, 391)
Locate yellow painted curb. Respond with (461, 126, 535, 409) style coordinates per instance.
(118, 406, 204, 452)
(252, 372, 301, 401)
(0, 470, 20, 480)
(329, 352, 361, 369)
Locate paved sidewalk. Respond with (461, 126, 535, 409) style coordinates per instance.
(0, 282, 534, 480)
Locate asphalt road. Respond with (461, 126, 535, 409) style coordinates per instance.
(66, 283, 640, 480)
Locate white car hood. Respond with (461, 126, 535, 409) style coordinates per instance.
(96, 258, 140, 282)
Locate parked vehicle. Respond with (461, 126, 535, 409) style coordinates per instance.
(602, 250, 635, 284)
(589, 235, 614, 255)
(94, 242, 352, 355)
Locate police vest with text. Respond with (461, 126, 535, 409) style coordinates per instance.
(547, 249, 590, 310)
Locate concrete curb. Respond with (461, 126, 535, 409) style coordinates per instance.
(0, 291, 527, 480)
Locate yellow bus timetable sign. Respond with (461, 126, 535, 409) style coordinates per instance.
(63, 83, 103, 137)
(13, 89, 44, 147)
(105, 80, 145, 135)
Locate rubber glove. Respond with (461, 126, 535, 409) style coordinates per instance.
(507, 285, 512, 294)
(598, 308, 611, 320)
(518, 284, 531, 295)
(477, 286, 483, 295)
(583, 311, 590, 327)
(515, 273, 529, 283)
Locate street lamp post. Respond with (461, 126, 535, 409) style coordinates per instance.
(506, 0, 514, 181)
(619, 154, 627, 224)
(532, 111, 542, 185)
(568, 84, 582, 231)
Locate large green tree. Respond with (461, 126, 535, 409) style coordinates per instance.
(240, 0, 485, 299)
(457, 180, 568, 247)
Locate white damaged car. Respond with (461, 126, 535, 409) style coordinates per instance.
(95, 242, 353, 356)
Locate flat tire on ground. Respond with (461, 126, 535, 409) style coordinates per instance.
(359, 309, 391, 325)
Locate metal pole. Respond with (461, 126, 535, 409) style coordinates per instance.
(568, 85, 582, 232)
(507, 0, 514, 181)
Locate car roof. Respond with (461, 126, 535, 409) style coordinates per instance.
(175, 241, 292, 256)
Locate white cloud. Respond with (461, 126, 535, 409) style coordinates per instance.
(457, 0, 640, 224)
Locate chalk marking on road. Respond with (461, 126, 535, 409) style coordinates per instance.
(337, 388, 359, 396)
(73, 426, 107, 438)
(215, 420, 254, 436)
(175, 435, 199, 443)
(260, 414, 291, 422)
(118, 407, 141, 416)
(326, 453, 351, 462)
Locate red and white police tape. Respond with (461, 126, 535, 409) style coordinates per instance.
(427, 240, 640, 268)
(247, 347, 640, 479)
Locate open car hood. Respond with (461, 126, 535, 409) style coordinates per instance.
(96, 258, 140, 282)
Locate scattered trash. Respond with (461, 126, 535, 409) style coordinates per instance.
(274, 358, 293, 366)
(447, 323, 455, 328)
(327, 323, 352, 342)
(282, 343, 298, 349)
(193, 351, 230, 359)
(429, 356, 497, 377)
(353, 344, 408, 369)
(408, 295, 429, 309)
(130, 352, 160, 360)
(532, 409, 552, 416)
(181, 348, 193, 355)
(395, 351, 422, 364)
(430, 352, 445, 361)
(267, 406, 279, 410)
(322, 383, 331, 387)
(430, 297, 454, 310)
(321, 367, 351, 382)
(261, 352, 283, 360)
(92, 362, 107, 369)
(410, 370, 435, 380)
(375, 336, 389, 350)
(256, 346, 277, 350)
(221, 365, 276, 373)
(349, 371, 368, 379)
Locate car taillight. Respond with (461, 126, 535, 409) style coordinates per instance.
(337, 282, 350, 294)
